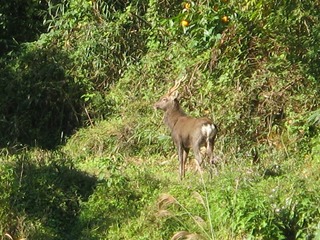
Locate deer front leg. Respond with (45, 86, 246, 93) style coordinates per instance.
(177, 145, 184, 180)
(182, 148, 189, 179)
(178, 145, 189, 179)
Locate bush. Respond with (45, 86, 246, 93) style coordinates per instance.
(0, 44, 84, 148)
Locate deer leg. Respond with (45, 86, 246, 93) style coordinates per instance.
(192, 137, 203, 166)
(193, 147, 204, 175)
(207, 137, 217, 178)
(207, 138, 214, 164)
(182, 148, 189, 178)
(193, 145, 203, 167)
(178, 145, 185, 180)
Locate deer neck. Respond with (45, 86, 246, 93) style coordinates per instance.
(164, 101, 186, 130)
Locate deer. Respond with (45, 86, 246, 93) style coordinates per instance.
(154, 78, 218, 179)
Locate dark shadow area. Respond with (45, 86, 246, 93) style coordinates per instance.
(9, 152, 98, 240)
(0, 0, 49, 56)
(0, 46, 85, 149)
(262, 164, 283, 178)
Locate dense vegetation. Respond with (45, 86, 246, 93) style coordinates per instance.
(0, 0, 319, 239)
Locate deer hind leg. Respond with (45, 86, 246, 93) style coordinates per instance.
(192, 142, 202, 165)
(192, 140, 203, 174)
(201, 124, 217, 164)
(193, 146, 204, 176)
(206, 137, 215, 164)
(207, 137, 218, 178)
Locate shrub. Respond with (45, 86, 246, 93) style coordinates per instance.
(0, 44, 84, 148)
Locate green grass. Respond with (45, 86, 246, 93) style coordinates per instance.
(0, 129, 319, 239)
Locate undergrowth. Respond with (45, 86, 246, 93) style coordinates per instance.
(0, 0, 320, 239)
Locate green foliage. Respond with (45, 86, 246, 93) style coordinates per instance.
(0, 149, 97, 239)
(0, 43, 84, 148)
(73, 156, 161, 239)
(0, 0, 49, 55)
(227, 177, 320, 239)
(43, 0, 152, 120)
(140, 161, 320, 240)
(0, 0, 320, 239)
(0, 154, 16, 236)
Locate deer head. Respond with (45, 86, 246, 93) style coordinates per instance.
(154, 76, 185, 111)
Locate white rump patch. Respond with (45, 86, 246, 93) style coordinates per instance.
(201, 124, 216, 138)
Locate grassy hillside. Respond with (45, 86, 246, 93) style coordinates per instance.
(0, 0, 320, 239)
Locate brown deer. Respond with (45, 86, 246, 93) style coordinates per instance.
(154, 79, 218, 179)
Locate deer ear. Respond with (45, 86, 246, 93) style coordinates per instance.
(170, 90, 179, 99)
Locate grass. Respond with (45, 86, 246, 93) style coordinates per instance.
(0, 130, 319, 239)
(1, 82, 319, 239)
(66, 114, 318, 239)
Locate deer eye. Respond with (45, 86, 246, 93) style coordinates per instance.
(162, 98, 167, 102)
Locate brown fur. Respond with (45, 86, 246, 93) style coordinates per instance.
(154, 91, 217, 179)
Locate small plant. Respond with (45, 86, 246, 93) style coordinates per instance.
(156, 192, 212, 239)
